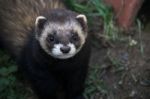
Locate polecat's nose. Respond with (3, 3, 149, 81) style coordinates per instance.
(60, 46, 71, 54)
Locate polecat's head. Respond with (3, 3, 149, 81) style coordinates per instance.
(35, 9, 88, 59)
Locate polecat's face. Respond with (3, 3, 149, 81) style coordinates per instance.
(35, 10, 88, 59)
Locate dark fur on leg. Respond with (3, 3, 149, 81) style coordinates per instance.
(18, 36, 91, 99)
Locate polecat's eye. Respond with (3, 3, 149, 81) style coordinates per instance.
(47, 34, 55, 42)
(71, 32, 79, 41)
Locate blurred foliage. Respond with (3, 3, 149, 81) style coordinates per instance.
(84, 65, 108, 99)
(0, 51, 30, 99)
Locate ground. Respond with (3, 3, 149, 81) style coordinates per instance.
(88, 26, 150, 99)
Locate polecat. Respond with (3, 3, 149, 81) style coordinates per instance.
(0, 0, 91, 99)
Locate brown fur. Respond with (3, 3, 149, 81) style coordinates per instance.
(0, 0, 65, 57)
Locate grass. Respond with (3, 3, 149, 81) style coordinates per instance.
(107, 50, 125, 73)
(0, 51, 30, 99)
(84, 65, 108, 99)
(136, 19, 144, 56)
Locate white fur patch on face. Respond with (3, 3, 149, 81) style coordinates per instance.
(51, 43, 77, 59)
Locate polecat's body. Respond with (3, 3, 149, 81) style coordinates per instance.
(0, 0, 91, 99)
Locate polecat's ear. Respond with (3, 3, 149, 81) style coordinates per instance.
(76, 14, 87, 32)
(35, 16, 47, 29)
(76, 14, 87, 23)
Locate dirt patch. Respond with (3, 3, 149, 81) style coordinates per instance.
(89, 31, 150, 99)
